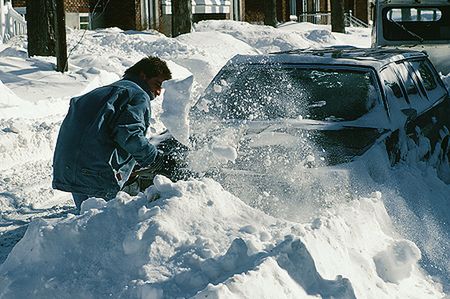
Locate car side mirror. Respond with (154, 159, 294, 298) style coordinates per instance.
(401, 108, 417, 121)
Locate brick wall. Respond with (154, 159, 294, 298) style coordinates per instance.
(12, 0, 26, 7)
(135, 0, 142, 30)
(245, 0, 292, 22)
(14, 0, 143, 30)
(244, 0, 264, 23)
(13, 0, 90, 12)
(65, 0, 91, 13)
(103, 0, 141, 30)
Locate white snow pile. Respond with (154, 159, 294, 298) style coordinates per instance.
(194, 20, 371, 52)
(0, 20, 449, 298)
(0, 176, 441, 298)
(194, 20, 331, 53)
(0, 79, 27, 108)
(0, 118, 59, 180)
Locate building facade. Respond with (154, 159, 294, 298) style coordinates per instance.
(12, 0, 242, 33)
(11, 0, 369, 34)
(245, 0, 369, 25)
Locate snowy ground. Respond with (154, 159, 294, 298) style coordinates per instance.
(0, 21, 449, 298)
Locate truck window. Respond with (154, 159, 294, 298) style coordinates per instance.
(387, 8, 442, 22)
(382, 6, 450, 41)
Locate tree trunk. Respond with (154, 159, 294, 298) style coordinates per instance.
(264, 0, 277, 27)
(331, 0, 345, 33)
(355, 0, 369, 24)
(26, 0, 57, 57)
(55, 0, 68, 72)
(172, 0, 192, 37)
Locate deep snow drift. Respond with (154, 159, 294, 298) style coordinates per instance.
(0, 21, 449, 298)
(0, 176, 440, 299)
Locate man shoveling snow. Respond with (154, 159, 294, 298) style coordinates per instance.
(52, 56, 172, 212)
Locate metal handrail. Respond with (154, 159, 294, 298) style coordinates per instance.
(298, 12, 331, 25)
(297, 11, 369, 28)
(345, 11, 369, 28)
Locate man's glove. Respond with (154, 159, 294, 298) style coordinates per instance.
(147, 151, 165, 172)
(131, 151, 165, 177)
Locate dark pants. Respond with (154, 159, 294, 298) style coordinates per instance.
(71, 192, 116, 213)
(71, 193, 90, 212)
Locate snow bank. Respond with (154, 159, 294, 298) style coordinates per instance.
(0, 56, 118, 119)
(0, 79, 27, 108)
(174, 31, 259, 89)
(0, 176, 442, 299)
(65, 27, 258, 94)
(194, 20, 325, 53)
(0, 118, 59, 171)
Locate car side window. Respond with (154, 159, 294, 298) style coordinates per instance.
(409, 59, 447, 103)
(396, 63, 418, 95)
(394, 62, 429, 112)
(380, 66, 409, 109)
(417, 60, 436, 90)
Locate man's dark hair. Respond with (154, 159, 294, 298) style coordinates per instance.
(124, 56, 172, 80)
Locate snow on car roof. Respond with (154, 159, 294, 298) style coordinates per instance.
(228, 47, 428, 71)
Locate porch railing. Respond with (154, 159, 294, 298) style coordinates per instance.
(1, 1, 27, 43)
(345, 11, 369, 28)
(297, 11, 369, 28)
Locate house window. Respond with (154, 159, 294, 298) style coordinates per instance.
(79, 13, 90, 30)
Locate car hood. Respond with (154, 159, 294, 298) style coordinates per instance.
(243, 125, 387, 166)
(189, 118, 389, 168)
(242, 118, 389, 132)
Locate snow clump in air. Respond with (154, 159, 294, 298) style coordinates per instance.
(373, 239, 422, 283)
(160, 75, 195, 146)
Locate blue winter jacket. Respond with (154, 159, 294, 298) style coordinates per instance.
(52, 75, 158, 198)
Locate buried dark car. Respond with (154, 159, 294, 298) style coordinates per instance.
(128, 47, 450, 196)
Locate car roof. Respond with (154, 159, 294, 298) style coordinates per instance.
(228, 47, 428, 71)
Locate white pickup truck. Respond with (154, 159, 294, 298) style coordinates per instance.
(372, 0, 450, 75)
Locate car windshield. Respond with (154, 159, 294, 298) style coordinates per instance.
(193, 65, 380, 122)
